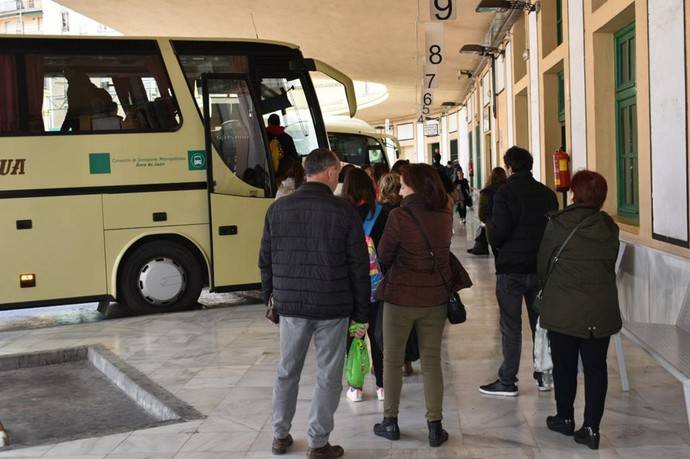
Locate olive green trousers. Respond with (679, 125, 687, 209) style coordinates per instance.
(383, 302, 447, 421)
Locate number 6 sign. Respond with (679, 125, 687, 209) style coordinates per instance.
(430, 0, 456, 21)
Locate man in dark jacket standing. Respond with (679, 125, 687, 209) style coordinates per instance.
(479, 146, 558, 397)
(259, 148, 370, 459)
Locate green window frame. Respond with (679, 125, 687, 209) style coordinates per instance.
(557, 70, 566, 149)
(475, 126, 482, 189)
(614, 22, 639, 221)
(556, 0, 563, 46)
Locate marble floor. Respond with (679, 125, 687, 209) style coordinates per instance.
(0, 214, 688, 459)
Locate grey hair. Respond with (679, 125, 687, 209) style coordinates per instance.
(303, 148, 339, 176)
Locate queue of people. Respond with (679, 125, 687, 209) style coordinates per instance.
(259, 146, 622, 458)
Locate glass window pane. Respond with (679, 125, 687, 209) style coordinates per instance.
(0, 54, 19, 134)
(629, 37, 636, 82)
(621, 41, 629, 84)
(631, 102, 638, 154)
(37, 53, 179, 134)
(178, 55, 249, 111)
(328, 132, 369, 165)
(367, 136, 386, 164)
(259, 77, 319, 157)
(208, 79, 268, 191)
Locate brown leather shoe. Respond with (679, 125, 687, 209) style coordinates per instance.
(306, 443, 344, 458)
(272, 434, 293, 455)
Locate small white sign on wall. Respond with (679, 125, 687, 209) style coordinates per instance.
(495, 54, 506, 94)
(482, 71, 492, 107)
(397, 123, 415, 141)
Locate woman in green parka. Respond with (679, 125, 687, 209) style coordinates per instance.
(535, 170, 622, 451)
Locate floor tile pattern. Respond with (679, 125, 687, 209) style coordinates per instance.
(0, 214, 687, 458)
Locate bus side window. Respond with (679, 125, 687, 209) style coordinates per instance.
(0, 43, 180, 136)
(0, 55, 19, 134)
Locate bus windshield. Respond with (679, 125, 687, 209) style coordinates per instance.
(328, 132, 387, 166)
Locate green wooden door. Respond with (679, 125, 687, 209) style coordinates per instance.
(615, 22, 638, 221)
(475, 126, 482, 189)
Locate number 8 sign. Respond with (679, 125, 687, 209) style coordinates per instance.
(430, 0, 456, 21)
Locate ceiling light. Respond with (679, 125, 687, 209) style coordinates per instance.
(459, 70, 474, 78)
(475, 0, 540, 13)
(460, 44, 504, 58)
(441, 102, 457, 108)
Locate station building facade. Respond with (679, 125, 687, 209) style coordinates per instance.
(383, 0, 690, 328)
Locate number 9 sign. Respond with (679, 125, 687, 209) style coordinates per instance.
(430, 0, 456, 21)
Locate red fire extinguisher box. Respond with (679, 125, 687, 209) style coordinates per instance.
(553, 150, 571, 192)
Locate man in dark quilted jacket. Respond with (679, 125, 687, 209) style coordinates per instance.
(259, 148, 369, 459)
(479, 146, 558, 398)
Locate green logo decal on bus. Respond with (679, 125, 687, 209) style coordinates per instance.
(89, 153, 111, 174)
(188, 150, 207, 171)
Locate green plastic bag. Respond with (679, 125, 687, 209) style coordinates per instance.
(346, 323, 371, 388)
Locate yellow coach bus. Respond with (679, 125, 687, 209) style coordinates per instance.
(0, 35, 356, 314)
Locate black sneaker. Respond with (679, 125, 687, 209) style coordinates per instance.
(467, 246, 490, 255)
(479, 379, 519, 397)
(373, 417, 400, 440)
(535, 372, 553, 392)
(546, 415, 575, 436)
(574, 426, 600, 450)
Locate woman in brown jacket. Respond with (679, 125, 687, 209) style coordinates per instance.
(373, 164, 454, 448)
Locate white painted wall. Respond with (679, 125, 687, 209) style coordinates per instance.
(459, 106, 470, 174)
(416, 122, 426, 163)
(568, 0, 588, 172)
(648, 0, 689, 243)
(42, 0, 118, 35)
(505, 41, 515, 146)
(441, 115, 449, 163)
(528, 11, 542, 180)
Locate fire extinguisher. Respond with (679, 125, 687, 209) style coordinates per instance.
(468, 159, 474, 178)
(553, 149, 571, 191)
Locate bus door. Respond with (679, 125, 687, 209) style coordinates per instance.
(201, 74, 274, 289)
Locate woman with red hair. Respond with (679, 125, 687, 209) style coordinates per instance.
(536, 170, 622, 450)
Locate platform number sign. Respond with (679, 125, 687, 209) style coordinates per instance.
(430, 0, 456, 21)
(421, 23, 444, 121)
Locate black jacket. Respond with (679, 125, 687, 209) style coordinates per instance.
(489, 171, 558, 274)
(259, 182, 370, 322)
(537, 206, 622, 338)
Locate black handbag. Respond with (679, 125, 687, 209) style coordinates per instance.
(402, 207, 467, 324)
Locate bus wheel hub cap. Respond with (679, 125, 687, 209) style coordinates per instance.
(138, 257, 186, 305)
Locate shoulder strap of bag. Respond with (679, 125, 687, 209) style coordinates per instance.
(402, 207, 452, 296)
(542, 212, 599, 289)
(363, 203, 383, 237)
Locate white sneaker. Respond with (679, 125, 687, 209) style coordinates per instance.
(376, 387, 385, 401)
(346, 387, 363, 402)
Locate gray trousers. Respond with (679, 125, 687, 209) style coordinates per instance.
(272, 316, 348, 449)
(496, 273, 540, 385)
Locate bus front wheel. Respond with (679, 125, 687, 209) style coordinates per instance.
(119, 240, 203, 315)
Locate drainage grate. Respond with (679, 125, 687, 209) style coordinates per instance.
(0, 345, 204, 449)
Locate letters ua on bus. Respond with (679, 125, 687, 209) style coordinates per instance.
(0, 159, 26, 176)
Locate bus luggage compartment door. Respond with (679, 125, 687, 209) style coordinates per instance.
(0, 195, 106, 306)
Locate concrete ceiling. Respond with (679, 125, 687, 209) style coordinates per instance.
(59, 0, 495, 124)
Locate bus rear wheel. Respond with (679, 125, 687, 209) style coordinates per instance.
(119, 240, 203, 315)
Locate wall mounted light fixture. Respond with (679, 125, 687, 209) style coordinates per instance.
(475, 0, 540, 13)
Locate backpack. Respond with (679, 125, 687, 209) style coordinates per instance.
(269, 137, 284, 173)
(363, 203, 384, 302)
